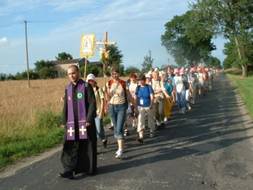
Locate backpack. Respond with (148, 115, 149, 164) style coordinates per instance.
(135, 84, 151, 98)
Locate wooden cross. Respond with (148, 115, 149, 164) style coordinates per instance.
(96, 32, 116, 49)
(96, 32, 116, 78)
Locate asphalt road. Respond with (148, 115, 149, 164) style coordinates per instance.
(1, 74, 253, 190)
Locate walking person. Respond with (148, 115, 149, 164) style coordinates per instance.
(60, 65, 97, 179)
(86, 73, 108, 148)
(182, 68, 191, 111)
(189, 67, 198, 105)
(197, 66, 205, 96)
(152, 69, 165, 127)
(106, 67, 128, 159)
(135, 74, 155, 142)
(174, 68, 187, 114)
(162, 76, 174, 121)
(125, 73, 139, 134)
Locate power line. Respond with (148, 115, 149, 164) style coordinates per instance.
(0, 17, 170, 28)
(0, 22, 22, 28)
(0, 20, 58, 28)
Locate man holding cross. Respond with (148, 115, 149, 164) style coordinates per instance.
(60, 65, 97, 179)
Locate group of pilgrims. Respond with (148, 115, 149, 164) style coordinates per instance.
(59, 64, 217, 179)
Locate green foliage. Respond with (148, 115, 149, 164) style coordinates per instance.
(35, 60, 57, 79)
(223, 39, 239, 69)
(103, 114, 111, 126)
(80, 64, 102, 77)
(35, 110, 62, 129)
(56, 52, 73, 61)
(192, 0, 253, 76)
(0, 70, 39, 81)
(0, 111, 64, 169)
(205, 56, 222, 68)
(124, 66, 141, 76)
(161, 10, 215, 66)
(105, 45, 123, 66)
(103, 44, 124, 75)
(228, 74, 253, 118)
(142, 50, 153, 72)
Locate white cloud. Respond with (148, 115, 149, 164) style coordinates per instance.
(47, 0, 95, 12)
(0, 0, 40, 16)
(0, 0, 99, 16)
(0, 0, 191, 73)
(0, 37, 9, 47)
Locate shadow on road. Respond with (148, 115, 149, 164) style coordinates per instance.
(97, 74, 253, 175)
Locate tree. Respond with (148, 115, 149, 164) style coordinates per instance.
(205, 56, 222, 68)
(125, 66, 141, 76)
(102, 44, 124, 75)
(80, 64, 101, 77)
(161, 10, 216, 67)
(55, 52, 73, 61)
(142, 50, 153, 73)
(223, 39, 239, 69)
(0, 73, 6, 81)
(193, 0, 253, 76)
(34, 60, 57, 79)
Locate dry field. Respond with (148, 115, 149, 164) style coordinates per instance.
(0, 77, 108, 168)
(0, 79, 67, 134)
(0, 77, 108, 129)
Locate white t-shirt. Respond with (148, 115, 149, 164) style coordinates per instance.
(174, 76, 184, 93)
(128, 82, 138, 98)
(198, 73, 204, 85)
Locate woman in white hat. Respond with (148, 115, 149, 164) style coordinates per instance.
(87, 73, 108, 148)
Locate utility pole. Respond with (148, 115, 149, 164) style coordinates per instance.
(24, 20, 30, 88)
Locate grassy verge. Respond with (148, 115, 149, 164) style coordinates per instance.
(0, 111, 112, 170)
(0, 110, 64, 169)
(227, 74, 253, 118)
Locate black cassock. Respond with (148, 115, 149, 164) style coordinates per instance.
(61, 80, 97, 175)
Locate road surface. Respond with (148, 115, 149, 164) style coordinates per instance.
(1, 74, 253, 190)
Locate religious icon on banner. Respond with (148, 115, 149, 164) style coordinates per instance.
(80, 34, 96, 58)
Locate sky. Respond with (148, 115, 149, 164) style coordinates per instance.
(0, 0, 226, 74)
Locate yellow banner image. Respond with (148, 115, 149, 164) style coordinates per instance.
(80, 34, 96, 58)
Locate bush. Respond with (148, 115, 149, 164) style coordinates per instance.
(0, 110, 64, 169)
(35, 110, 62, 128)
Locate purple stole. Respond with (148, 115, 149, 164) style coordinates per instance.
(66, 80, 87, 141)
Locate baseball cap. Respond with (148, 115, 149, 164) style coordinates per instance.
(86, 73, 96, 81)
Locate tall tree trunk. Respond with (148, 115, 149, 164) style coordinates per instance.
(241, 64, 248, 77)
(234, 35, 247, 77)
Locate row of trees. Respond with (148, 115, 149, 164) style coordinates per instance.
(0, 52, 75, 80)
(161, 0, 253, 77)
(0, 45, 151, 81)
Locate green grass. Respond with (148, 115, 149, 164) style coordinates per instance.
(0, 111, 64, 169)
(227, 74, 253, 119)
(0, 110, 113, 170)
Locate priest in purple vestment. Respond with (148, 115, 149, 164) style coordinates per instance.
(60, 65, 97, 179)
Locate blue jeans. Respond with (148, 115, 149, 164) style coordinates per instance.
(109, 104, 127, 139)
(95, 116, 106, 140)
(177, 91, 186, 109)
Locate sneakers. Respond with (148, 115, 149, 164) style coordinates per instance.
(102, 139, 107, 148)
(59, 171, 74, 179)
(115, 150, 123, 159)
(137, 138, 144, 144)
(124, 129, 129, 137)
(156, 121, 161, 127)
(109, 125, 114, 130)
